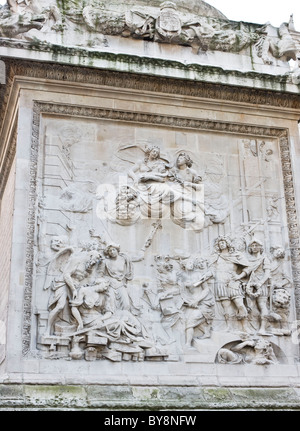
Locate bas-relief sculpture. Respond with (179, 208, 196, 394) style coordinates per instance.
(0, 1, 299, 69)
(0, 0, 62, 37)
(32, 115, 296, 366)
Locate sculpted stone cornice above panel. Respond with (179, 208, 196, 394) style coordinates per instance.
(0, 38, 298, 87)
(21, 101, 300, 358)
(1, 58, 300, 137)
(0, 1, 299, 79)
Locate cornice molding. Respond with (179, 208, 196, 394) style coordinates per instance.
(0, 58, 300, 139)
(0, 39, 293, 84)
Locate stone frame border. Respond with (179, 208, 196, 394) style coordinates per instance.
(1, 59, 300, 137)
(22, 100, 300, 356)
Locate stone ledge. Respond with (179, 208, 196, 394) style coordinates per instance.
(1, 384, 300, 410)
(0, 41, 297, 94)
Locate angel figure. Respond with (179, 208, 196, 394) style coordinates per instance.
(127, 144, 170, 188)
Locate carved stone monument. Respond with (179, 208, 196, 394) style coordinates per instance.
(0, 0, 300, 410)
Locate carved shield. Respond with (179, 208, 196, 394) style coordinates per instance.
(157, 9, 181, 34)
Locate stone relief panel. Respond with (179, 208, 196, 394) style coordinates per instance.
(30, 112, 298, 364)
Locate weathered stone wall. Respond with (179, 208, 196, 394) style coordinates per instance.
(0, 157, 15, 364)
(1, 384, 300, 410)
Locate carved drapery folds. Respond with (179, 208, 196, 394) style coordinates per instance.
(24, 102, 300, 365)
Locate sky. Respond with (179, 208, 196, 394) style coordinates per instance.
(0, 0, 299, 30)
(207, 0, 300, 29)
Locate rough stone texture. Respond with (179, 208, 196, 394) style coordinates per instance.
(0, 157, 16, 365)
(1, 384, 300, 410)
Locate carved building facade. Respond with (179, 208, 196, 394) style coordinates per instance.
(1, 0, 300, 410)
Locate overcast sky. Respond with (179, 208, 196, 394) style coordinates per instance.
(208, 0, 300, 29)
(0, 0, 299, 29)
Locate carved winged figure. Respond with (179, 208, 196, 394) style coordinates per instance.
(44, 247, 102, 335)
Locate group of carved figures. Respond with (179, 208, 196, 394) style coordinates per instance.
(0, 1, 299, 68)
(40, 230, 292, 364)
(42, 240, 161, 362)
(104, 145, 228, 231)
(156, 237, 291, 338)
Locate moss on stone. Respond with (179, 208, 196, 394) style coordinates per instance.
(202, 387, 232, 402)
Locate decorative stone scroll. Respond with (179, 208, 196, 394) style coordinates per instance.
(22, 101, 300, 365)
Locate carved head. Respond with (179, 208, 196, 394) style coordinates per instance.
(270, 245, 285, 259)
(104, 243, 121, 258)
(50, 236, 67, 252)
(94, 278, 110, 293)
(85, 250, 102, 270)
(176, 152, 193, 168)
(145, 145, 160, 160)
(214, 235, 234, 253)
(194, 258, 208, 270)
(155, 255, 174, 272)
(253, 338, 272, 351)
(273, 288, 291, 307)
(248, 238, 264, 255)
(179, 257, 196, 271)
